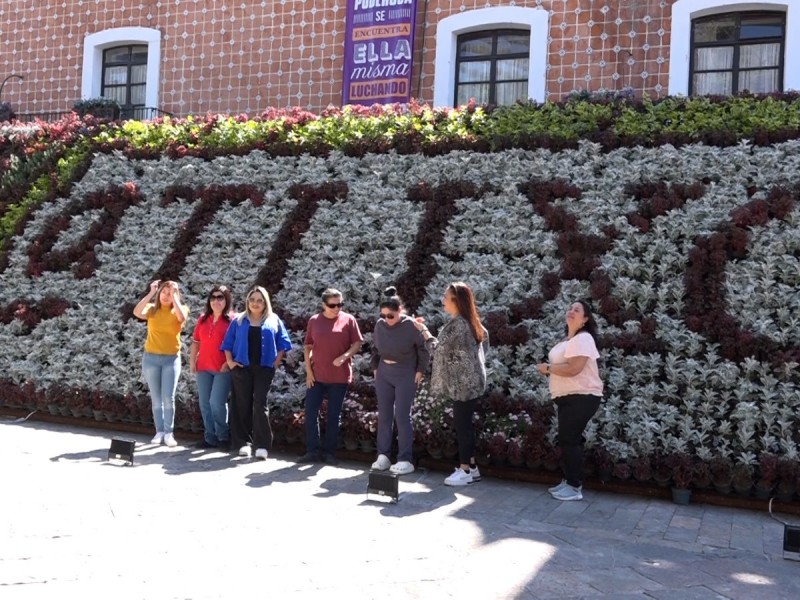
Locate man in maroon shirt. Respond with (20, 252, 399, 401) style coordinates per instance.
(299, 288, 363, 465)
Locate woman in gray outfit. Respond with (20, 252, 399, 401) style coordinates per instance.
(370, 287, 429, 475)
(414, 282, 488, 486)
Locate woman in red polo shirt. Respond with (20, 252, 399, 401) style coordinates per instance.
(190, 285, 233, 450)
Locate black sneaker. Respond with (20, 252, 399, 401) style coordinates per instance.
(193, 440, 217, 449)
(297, 452, 320, 463)
(321, 453, 339, 466)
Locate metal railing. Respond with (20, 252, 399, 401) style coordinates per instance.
(13, 106, 175, 123)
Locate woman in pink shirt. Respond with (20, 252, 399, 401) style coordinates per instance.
(190, 285, 233, 450)
(536, 300, 603, 502)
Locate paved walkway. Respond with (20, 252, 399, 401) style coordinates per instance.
(1, 417, 798, 599)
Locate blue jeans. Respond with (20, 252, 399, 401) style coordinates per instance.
(196, 370, 231, 445)
(142, 352, 181, 434)
(304, 382, 348, 456)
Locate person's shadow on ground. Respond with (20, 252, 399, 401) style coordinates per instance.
(244, 460, 327, 488)
(50, 441, 244, 475)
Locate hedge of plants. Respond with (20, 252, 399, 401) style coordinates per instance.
(1, 92, 799, 501)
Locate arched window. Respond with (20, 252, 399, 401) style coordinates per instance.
(455, 30, 530, 106)
(102, 45, 149, 112)
(690, 11, 785, 95)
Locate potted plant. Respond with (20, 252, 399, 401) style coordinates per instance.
(443, 428, 459, 460)
(72, 97, 120, 120)
(487, 432, 508, 465)
(591, 445, 613, 482)
(522, 426, 545, 469)
(691, 459, 712, 490)
(776, 459, 798, 502)
(652, 452, 673, 487)
(731, 462, 755, 497)
(340, 399, 363, 450)
(542, 446, 563, 472)
(121, 393, 140, 423)
(65, 389, 86, 418)
(631, 455, 652, 483)
(359, 410, 378, 452)
(137, 394, 153, 426)
(507, 437, 524, 468)
(286, 411, 304, 445)
(755, 453, 779, 500)
(612, 460, 632, 481)
(710, 455, 733, 495)
(667, 452, 693, 505)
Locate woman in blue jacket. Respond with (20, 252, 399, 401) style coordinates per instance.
(221, 286, 292, 459)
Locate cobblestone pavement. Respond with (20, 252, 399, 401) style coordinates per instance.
(1, 418, 798, 599)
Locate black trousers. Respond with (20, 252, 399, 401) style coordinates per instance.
(555, 394, 601, 487)
(230, 365, 275, 450)
(453, 398, 478, 465)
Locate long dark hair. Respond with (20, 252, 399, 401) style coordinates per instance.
(566, 299, 598, 340)
(380, 286, 403, 312)
(448, 282, 484, 343)
(199, 285, 233, 324)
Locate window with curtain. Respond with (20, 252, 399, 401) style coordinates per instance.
(101, 45, 148, 111)
(690, 12, 785, 96)
(455, 30, 529, 106)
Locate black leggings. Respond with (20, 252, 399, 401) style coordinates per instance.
(453, 398, 478, 465)
(555, 394, 602, 487)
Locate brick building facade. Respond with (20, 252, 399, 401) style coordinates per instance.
(0, 0, 798, 117)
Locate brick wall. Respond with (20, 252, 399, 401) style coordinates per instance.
(0, 0, 675, 116)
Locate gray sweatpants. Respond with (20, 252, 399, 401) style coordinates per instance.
(375, 362, 416, 462)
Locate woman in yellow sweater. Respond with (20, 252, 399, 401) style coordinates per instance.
(134, 280, 189, 447)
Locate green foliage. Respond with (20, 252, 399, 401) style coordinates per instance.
(0, 141, 91, 247)
(72, 97, 120, 111)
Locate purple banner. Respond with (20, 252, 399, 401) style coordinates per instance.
(342, 0, 418, 106)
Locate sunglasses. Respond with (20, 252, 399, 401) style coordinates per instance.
(380, 312, 397, 319)
(326, 302, 344, 309)
(210, 294, 225, 301)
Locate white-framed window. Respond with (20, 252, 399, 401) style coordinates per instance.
(434, 7, 548, 108)
(81, 27, 161, 110)
(669, 0, 800, 95)
(455, 29, 530, 106)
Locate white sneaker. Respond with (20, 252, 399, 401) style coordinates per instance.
(371, 454, 391, 471)
(444, 467, 473, 486)
(469, 466, 481, 482)
(255, 448, 268, 460)
(548, 479, 568, 494)
(163, 433, 178, 448)
(238, 445, 252, 457)
(390, 461, 415, 475)
(151, 432, 165, 445)
(551, 484, 583, 501)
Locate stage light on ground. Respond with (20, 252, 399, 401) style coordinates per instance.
(108, 438, 135, 466)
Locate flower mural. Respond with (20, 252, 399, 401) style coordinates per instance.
(1, 102, 799, 496)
